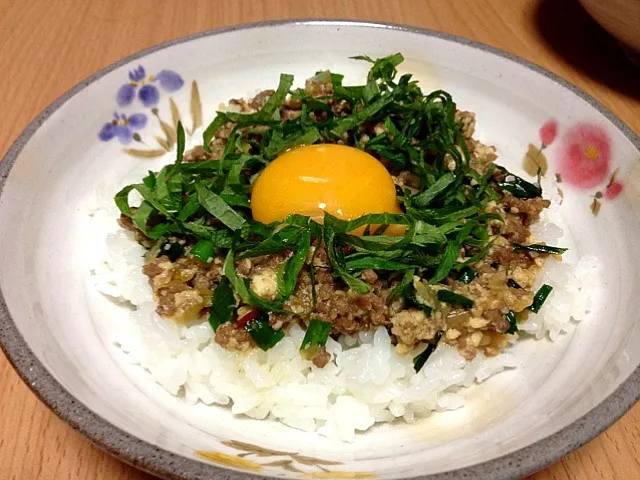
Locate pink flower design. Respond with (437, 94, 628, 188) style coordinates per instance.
(558, 123, 611, 189)
(605, 181, 623, 200)
(539, 119, 558, 146)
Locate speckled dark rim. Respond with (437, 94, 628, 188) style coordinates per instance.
(0, 19, 639, 480)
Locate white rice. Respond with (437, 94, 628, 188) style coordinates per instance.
(88, 174, 600, 442)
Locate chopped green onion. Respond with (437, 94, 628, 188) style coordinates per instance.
(513, 243, 568, 255)
(497, 169, 542, 199)
(506, 310, 518, 334)
(162, 242, 184, 261)
(300, 319, 333, 351)
(529, 284, 553, 313)
(208, 278, 235, 332)
(190, 239, 215, 263)
(458, 266, 477, 284)
(413, 331, 442, 372)
(436, 289, 474, 308)
(246, 314, 285, 351)
(507, 279, 521, 289)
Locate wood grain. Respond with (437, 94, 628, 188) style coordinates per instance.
(1, 0, 639, 479)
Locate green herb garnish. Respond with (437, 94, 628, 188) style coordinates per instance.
(162, 241, 184, 262)
(458, 266, 477, 284)
(116, 53, 552, 322)
(208, 277, 236, 332)
(190, 239, 215, 263)
(497, 167, 542, 199)
(436, 289, 474, 308)
(300, 319, 333, 351)
(246, 314, 285, 351)
(413, 331, 443, 372)
(513, 243, 568, 255)
(196, 183, 247, 231)
(507, 279, 521, 289)
(529, 284, 553, 313)
(505, 310, 518, 334)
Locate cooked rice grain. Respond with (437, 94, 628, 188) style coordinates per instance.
(88, 170, 598, 441)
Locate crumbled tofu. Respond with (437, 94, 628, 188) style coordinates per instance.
(250, 269, 278, 300)
(473, 142, 498, 163)
(373, 122, 387, 135)
(171, 289, 206, 323)
(446, 328, 461, 340)
(454, 110, 476, 138)
(469, 317, 489, 329)
(391, 309, 442, 347)
(152, 261, 174, 288)
(445, 154, 456, 171)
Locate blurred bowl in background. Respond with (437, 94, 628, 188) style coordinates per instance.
(578, 0, 640, 64)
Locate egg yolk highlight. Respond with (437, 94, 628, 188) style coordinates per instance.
(251, 144, 403, 233)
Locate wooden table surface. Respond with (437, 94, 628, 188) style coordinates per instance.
(1, 0, 639, 479)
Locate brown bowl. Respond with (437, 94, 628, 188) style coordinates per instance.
(578, 0, 640, 64)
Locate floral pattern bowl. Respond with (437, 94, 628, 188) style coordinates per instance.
(1, 20, 639, 480)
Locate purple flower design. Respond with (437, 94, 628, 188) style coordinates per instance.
(116, 65, 184, 108)
(98, 112, 147, 145)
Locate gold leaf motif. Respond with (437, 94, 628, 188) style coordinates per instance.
(283, 462, 305, 473)
(123, 148, 167, 158)
(263, 459, 303, 472)
(522, 143, 548, 177)
(160, 118, 177, 145)
(195, 450, 263, 472)
(591, 198, 601, 216)
(190, 80, 203, 135)
(293, 454, 343, 466)
(154, 135, 171, 151)
(152, 109, 177, 146)
(169, 97, 182, 129)
(221, 440, 296, 457)
(303, 471, 376, 479)
(211, 440, 345, 474)
(263, 459, 293, 467)
(607, 167, 621, 188)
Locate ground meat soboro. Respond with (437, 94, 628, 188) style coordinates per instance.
(284, 264, 392, 334)
(123, 65, 557, 367)
(215, 323, 255, 351)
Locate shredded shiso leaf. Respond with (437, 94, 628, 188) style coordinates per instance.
(115, 54, 565, 351)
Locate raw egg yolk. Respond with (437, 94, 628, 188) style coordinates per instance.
(251, 144, 403, 234)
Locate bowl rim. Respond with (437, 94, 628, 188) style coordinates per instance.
(0, 18, 639, 480)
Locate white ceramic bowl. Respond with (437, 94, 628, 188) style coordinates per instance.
(1, 20, 639, 480)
